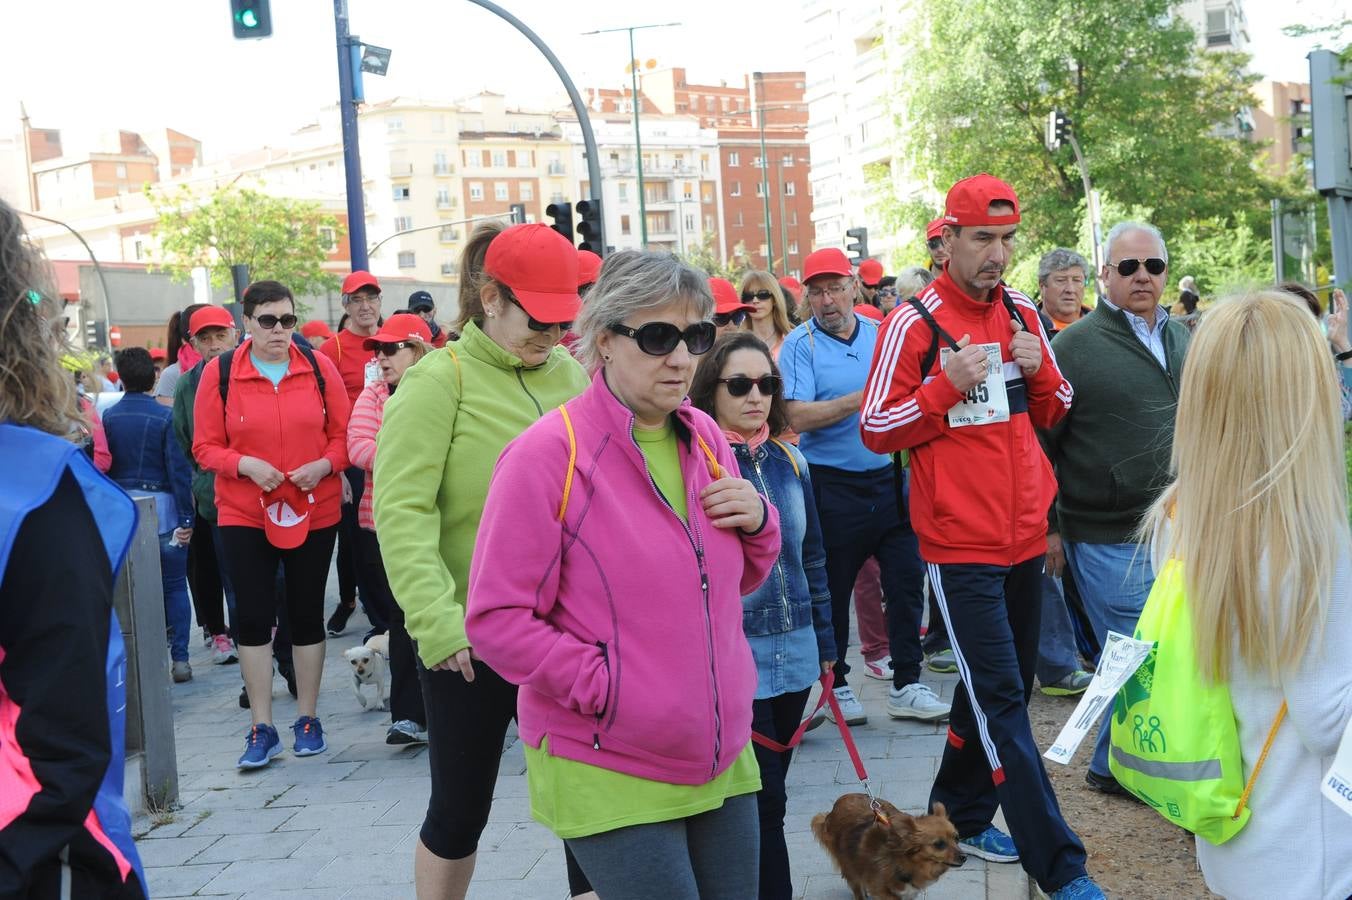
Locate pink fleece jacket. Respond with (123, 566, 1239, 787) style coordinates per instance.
(466, 370, 781, 785)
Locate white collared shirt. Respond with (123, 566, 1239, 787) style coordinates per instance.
(1102, 298, 1170, 368)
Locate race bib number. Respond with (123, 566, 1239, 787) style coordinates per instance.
(364, 358, 381, 386)
(940, 343, 1009, 428)
(1323, 714, 1352, 819)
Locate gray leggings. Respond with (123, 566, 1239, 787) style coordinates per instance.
(565, 792, 760, 900)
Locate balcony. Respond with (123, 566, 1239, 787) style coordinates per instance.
(441, 263, 458, 276)
(547, 162, 566, 175)
(439, 229, 461, 243)
(436, 197, 457, 210)
(433, 164, 454, 175)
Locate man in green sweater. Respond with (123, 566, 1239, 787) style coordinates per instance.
(1043, 221, 1190, 795)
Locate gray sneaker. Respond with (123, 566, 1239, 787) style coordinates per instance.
(1041, 669, 1093, 697)
(887, 682, 949, 721)
(171, 660, 193, 683)
(824, 686, 867, 726)
(926, 648, 958, 673)
(386, 720, 429, 745)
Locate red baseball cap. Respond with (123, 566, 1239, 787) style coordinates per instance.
(802, 248, 853, 283)
(342, 270, 381, 295)
(484, 224, 582, 323)
(943, 174, 1021, 227)
(858, 259, 884, 287)
(363, 312, 433, 350)
(188, 305, 235, 336)
(577, 249, 602, 288)
(778, 275, 802, 293)
(149, 347, 168, 361)
(300, 320, 334, 340)
(926, 217, 946, 241)
(854, 304, 884, 322)
(709, 277, 753, 315)
(260, 482, 314, 550)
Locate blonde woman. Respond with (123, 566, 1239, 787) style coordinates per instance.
(1140, 290, 1352, 900)
(738, 270, 795, 360)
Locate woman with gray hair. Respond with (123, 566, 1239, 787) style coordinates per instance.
(466, 250, 782, 899)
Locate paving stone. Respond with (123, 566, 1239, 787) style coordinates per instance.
(199, 858, 319, 894)
(288, 824, 414, 858)
(311, 852, 417, 888)
(144, 862, 229, 897)
(277, 800, 398, 831)
(193, 830, 316, 864)
(180, 806, 299, 836)
(135, 834, 220, 868)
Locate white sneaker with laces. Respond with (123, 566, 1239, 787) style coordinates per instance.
(887, 682, 950, 721)
(825, 686, 867, 726)
(862, 655, 893, 680)
(211, 634, 238, 664)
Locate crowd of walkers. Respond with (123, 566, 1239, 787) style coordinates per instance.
(3, 162, 1352, 900)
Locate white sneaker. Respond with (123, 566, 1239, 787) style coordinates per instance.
(862, 655, 893, 680)
(211, 634, 238, 664)
(825, 686, 867, 726)
(887, 682, 950, 721)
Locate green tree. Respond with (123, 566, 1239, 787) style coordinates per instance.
(885, 0, 1278, 253)
(148, 184, 343, 296)
(679, 230, 752, 282)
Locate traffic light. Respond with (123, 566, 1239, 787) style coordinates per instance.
(231, 0, 272, 38)
(546, 200, 574, 244)
(1046, 109, 1071, 151)
(85, 319, 106, 350)
(576, 199, 604, 254)
(508, 203, 527, 225)
(844, 227, 869, 266)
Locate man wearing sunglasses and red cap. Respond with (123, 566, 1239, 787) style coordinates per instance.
(861, 174, 1100, 900)
(1041, 221, 1189, 802)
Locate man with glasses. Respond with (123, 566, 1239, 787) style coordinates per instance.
(318, 270, 388, 638)
(779, 247, 947, 727)
(1042, 222, 1190, 797)
(1037, 249, 1093, 333)
(925, 217, 949, 276)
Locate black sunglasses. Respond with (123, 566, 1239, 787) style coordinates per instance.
(608, 320, 717, 356)
(741, 289, 774, 302)
(927, 237, 945, 251)
(712, 309, 748, 328)
(254, 313, 298, 330)
(373, 341, 416, 356)
(1108, 257, 1166, 277)
(507, 295, 572, 332)
(718, 375, 781, 398)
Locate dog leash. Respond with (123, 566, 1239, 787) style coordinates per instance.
(751, 671, 889, 824)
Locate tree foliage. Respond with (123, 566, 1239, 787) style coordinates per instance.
(886, 0, 1278, 259)
(148, 184, 342, 296)
(680, 230, 752, 282)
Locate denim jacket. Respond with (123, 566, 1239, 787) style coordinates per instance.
(102, 392, 195, 530)
(732, 438, 835, 660)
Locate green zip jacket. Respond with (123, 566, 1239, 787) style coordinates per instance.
(171, 360, 218, 521)
(374, 320, 590, 667)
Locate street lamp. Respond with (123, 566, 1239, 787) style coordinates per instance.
(583, 21, 681, 248)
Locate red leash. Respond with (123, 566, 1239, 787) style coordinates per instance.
(751, 671, 880, 808)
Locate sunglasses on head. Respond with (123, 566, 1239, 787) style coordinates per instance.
(712, 309, 748, 327)
(374, 341, 416, 356)
(741, 289, 774, 302)
(254, 313, 298, 330)
(506, 294, 573, 332)
(1108, 257, 1166, 277)
(718, 375, 781, 398)
(608, 320, 717, 356)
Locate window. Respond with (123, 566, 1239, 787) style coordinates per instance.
(684, 213, 696, 232)
(318, 227, 337, 252)
(782, 154, 795, 167)
(398, 251, 416, 268)
(548, 153, 565, 175)
(730, 181, 741, 197)
(700, 153, 710, 174)
(704, 214, 714, 231)
(441, 260, 457, 275)
(434, 151, 450, 174)
(392, 185, 411, 201)
(519, 182, 534, 201)
(683, 182, 694, 201)
(494, 182, 509, 201)
(436, 188, 452, 208)
(785, 182, 796, 196)
(735, 211, 744, 227)
(788, 211, 798, 226)
(386, 116, 405, 133)
(394, 216, 414, 232)
(115, 163, 127, 178)
(469, 182, 484, 201)
(702, 185, 714, 203)
(439, 225, 459, 242)
(492, 151, 507, 167)
(756, 182, 765, 198)
(752, 156, 763, 169)
(620, 214, 632, 235)
(517, 150, 534, 168)
(728, 151, 740, 167)
(788, 241, 799, 255)
(133, 239, 143, 260)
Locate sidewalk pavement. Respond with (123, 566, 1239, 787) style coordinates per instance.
(136, 601, 1033, 900)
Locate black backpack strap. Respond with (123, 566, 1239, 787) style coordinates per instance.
(906, 296, 962, 377)
(296, 343, 328, 422)
(998, 287, 1027, 332)
(216, 351, 232, 406)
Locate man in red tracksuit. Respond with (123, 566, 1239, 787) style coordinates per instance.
(860, 174, 1100, 900)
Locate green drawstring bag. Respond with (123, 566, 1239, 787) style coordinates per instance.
(1108, 558, 1284, 845)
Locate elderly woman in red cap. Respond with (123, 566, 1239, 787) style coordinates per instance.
(373, 222, 591, 899)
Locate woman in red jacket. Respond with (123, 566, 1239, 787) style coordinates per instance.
(193, 281, 350, 770)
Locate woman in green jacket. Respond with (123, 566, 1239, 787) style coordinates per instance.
(373, 221, 590, 899)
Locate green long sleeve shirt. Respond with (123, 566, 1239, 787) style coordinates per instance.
(373, 321, 590, 668)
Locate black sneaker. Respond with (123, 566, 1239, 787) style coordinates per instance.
(326, 600, 356, 637)
(277, 660, 298, 698)
(1084, 768, 1125, 795)
(239, 685, 250, 709)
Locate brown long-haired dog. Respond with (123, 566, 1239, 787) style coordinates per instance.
(811, 793, 965, 899)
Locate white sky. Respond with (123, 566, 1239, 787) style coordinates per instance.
(3, 0, 1347, 159)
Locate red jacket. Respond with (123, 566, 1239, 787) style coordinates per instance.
(860, 272, 1072, 565)
(192, 342, 350, 532)
(316, 328, 374, 411)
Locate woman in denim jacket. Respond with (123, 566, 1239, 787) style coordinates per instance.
(691, 331, 834, 900)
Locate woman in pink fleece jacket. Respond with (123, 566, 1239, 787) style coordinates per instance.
(467, 251, 781, 900)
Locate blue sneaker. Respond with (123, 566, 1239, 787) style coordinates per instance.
(292, 716, 327, 757)
(958, 825, 1019, 863)
(1049, 875, 1106, 900)
(237, 723, 281, 769)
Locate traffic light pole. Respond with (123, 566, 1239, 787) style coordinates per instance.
(1066, 132, 1102, 298)
(18, 210, 113, 352)
(334, 0, 369, 271)
(754, 73, 774, 273)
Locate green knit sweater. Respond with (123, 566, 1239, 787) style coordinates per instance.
(373, 321, 590, 667)
(1046, 302, 1190, 544)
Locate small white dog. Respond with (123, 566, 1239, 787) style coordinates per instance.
(344, 634, 389, 711)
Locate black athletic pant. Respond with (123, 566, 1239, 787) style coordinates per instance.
(751, 687, 812, 900)
(356, 528, 421, 725)
(927, 556, 1087, 894)
(810, 463, 925, 690)
(339, 467, 388, 632)
(188, 511, 227, 636)
(218, 525, 337, 647)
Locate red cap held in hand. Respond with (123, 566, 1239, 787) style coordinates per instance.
(943, 174, 1021, 227)
(485, 224, 582, 324)
(260, 482, 314, 550)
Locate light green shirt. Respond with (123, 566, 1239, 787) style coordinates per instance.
(632, 418, 687, 521)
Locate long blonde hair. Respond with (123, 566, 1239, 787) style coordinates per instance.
(738, 270, 793, 340)
(1141, 290, 1349, 681)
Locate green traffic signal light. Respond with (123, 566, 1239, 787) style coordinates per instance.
(239, 9, 258, 27)
(230, 0, 272, 38)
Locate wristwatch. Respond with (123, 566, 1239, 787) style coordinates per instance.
(1337, 348, 1352, 362)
